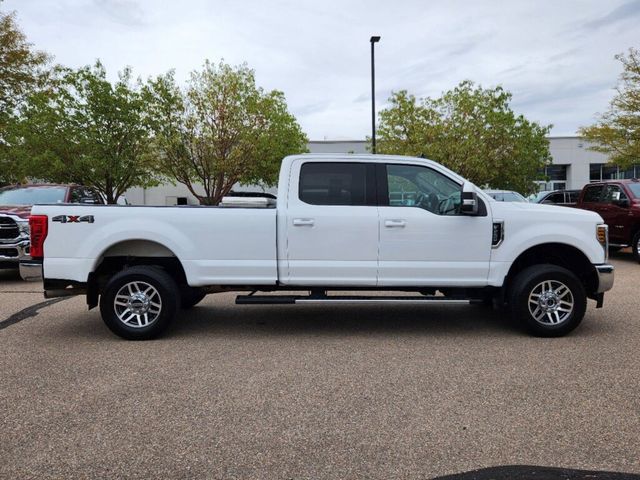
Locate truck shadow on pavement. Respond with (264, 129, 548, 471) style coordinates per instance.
(42, 294, 612, 341)
(168, 302, 610, 340)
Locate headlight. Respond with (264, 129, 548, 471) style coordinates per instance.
(17, 220, 30, 235)
(597, 224, 608, 260)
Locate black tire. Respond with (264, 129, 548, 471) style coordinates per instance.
(99, 266, 179, 340)
(632, 231, 640, 263)
(509, 264, 587, 337)
(180, 287, 207, 309)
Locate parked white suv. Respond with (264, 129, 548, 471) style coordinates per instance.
(24, 154, 614, 339)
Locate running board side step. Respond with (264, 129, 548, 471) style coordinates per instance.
(235, 295, 470, 305)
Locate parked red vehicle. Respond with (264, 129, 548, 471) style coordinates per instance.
(576, 179, 640, 261)
(0, 184, 103, 275)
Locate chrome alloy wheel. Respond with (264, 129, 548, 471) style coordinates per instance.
(113, 281, 162, 328)
(528, 280, 574, 326)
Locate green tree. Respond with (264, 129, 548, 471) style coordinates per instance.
(0, 6, 51, 184)
(580, 48, 640, 167)
(144, 60, 308, 205)
(16, 62, 158, 203)
(377, 81, 551, 194)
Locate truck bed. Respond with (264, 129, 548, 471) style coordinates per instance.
(32, 204, 278, 286)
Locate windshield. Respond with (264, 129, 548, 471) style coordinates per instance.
(486, 191, 528, 202)
(0, 186, 67, 205)
(502, 192, 528, 202)
(627, 184, 640, 198)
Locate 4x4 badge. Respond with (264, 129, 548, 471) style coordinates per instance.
(52, 215, 95, 224)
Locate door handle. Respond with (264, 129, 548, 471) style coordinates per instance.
(385, 219, 406, 228)
(293, 218, 315, 226)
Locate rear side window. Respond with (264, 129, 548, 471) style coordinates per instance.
(567, 191, 580, 203)
(299, 162, 370, 206)
(583, 185, 604, 203)
(69, 187, 103, 204)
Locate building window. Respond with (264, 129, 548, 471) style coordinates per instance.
(590, 164, 603, 182)
(544, 165, 567, 181)
(590, 163, 640, 181)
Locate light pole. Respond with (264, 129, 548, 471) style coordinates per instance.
(370, 35, 380, 154)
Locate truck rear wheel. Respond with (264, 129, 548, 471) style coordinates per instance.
(509, 264, 586, 337)
(100, 266, 179, 340)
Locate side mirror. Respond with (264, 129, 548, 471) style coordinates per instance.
(460, 183, 479, 215)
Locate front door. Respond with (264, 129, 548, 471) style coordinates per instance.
(283, 160, 379, 286)
(377, 163, 492, 287)
(602, 184, 632, 243)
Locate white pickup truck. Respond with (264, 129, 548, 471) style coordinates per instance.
(23, 154, 614, 340)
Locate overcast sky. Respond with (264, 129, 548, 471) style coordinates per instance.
(5, 0, 640, 140)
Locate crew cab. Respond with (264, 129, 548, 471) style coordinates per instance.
(576, 179, 640, 261)
(24, 154, 614, 340)
(0, 184, 103, 274)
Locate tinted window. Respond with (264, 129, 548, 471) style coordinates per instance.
(488, 192, 504, 201)
(299, 162, 368, 206)
(386, 164, 461, 215)
(583, 185, 604, 203)
(69, 187, 103, 204)
(542, 192, 565, 204)
(567, 191, 580, 203)
(0, 186, 67, 205)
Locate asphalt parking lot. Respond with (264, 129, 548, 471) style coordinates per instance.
(1, 253, 639, 479)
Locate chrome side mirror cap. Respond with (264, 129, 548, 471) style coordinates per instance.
(460, 182, 479, 215)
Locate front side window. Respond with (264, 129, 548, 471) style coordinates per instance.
(583, 185, 604, 203)
(602, 185, 627, 203)
(299, 162, 369, 206)
(386, 164, 461, 215)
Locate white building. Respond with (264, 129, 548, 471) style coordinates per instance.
(124, 137, 633, 205)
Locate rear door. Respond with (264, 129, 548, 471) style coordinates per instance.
(580, 184, 606, 215)
(283, 160, 379, 286)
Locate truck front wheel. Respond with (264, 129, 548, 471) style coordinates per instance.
(99, 266, 179, 340)
(632, 231, 640, 263)
(509, 265, 587, 337)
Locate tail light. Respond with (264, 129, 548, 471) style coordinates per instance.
(29, 215, 48, 259)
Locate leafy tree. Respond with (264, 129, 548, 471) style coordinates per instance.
(377, 81, 551, 194)
(0, 5, 51, 184)
(16, 62, 158, 203)
(580, 48, 640, 167)
(144, 60, 308, 205)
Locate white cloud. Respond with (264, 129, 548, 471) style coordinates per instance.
(5, 0, 640, 139)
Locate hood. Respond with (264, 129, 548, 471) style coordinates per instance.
(489, 200, 604, 223)
(0, 205, 32, 219)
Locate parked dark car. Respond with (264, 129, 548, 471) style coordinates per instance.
(575, 179, 640, 261)
(0, 184, 103, 273)
(535, 189, 581, 206)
